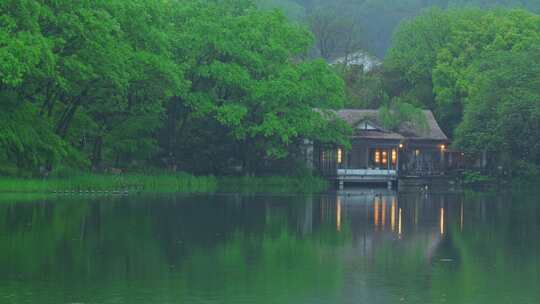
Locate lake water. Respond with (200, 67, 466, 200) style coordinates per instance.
(0, 190, 539, 304)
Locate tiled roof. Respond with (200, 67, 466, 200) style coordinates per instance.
(333, 109, 448, 141)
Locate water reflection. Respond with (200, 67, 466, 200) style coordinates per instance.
(333, 190, 448, 242)
(0, 191, 538, 304)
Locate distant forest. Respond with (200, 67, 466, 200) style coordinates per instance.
(257, 0, 540, 58)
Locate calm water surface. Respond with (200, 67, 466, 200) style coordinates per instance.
(0, 190, 539, 304)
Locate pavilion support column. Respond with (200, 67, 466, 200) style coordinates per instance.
(481, 150, 487, 169)
(396, 147, 400, 175)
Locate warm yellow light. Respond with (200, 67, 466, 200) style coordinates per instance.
(440, 207, 445, 235)
(398, 208, 403, 235)
(337, 197, 341, 232)
(415, 149, 420, 157)
(337, 148, 343, 164)
(399, 143, 404, 149)
(381, 198, 386, 228)
(440, 144, 446, 151)
(374, 198, 380, 228)
(391, 149, 397, 165)
(375, 150, 380, 163)
(391, 198, 396, 232)
(382, 151, 388, 164)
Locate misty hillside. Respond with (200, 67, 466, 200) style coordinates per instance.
(257, 0, 540, 58)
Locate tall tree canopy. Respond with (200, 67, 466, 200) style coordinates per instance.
(386, 7, 540, 173)
(0, 0, 349, 176)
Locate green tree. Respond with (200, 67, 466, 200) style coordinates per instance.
(0, 0, 350, 176)
(386, 8, 540, 137)
(454, 49, 540, 175)
(161, 1, 349, 173)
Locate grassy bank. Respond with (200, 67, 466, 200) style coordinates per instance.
(0, 173, 329, 194)
(0, 173, 218, 194)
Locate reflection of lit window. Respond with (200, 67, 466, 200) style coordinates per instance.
(440, 207, 445, 235)
(375, 150, 380, 163)
(374, 197, 380, 228)
(391, 198, 396, 231)
(398, 208, 403, 235)
(382, 151, 388, 164)
(337, 148, 343, 164)
(381, 198, 386, 227)
(337, 197, 341, 232)
(392, 149, 397, 165)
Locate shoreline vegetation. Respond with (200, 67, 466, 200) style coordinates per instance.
(3, 1, 540, 192)
(0, 173, 329, 195)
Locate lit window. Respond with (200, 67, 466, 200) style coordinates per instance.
(382, 151, 388, 164)
(415, 149, 420, 157)
(375, 150, 380, 163)
(337, 148, 343, 164)
(392, 149, 397, 165)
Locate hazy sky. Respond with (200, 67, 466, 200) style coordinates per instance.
(257, 0, 540, 57)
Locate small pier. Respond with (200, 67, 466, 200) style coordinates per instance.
(334, 169, 397, 189)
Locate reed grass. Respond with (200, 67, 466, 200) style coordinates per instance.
(0, 173, 218, 194)
(0, 173, 329, 195)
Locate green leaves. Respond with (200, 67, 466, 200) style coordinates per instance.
(167, 2, 347, 162)
(1, 0, 350, 175)
(454, 49, 540, 173)
(378, 98, 428, 132)
(386, 7, 540, 138)
(0, 96, 67, 172)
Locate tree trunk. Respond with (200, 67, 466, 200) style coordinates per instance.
(55, 90, 88, 138)
(91, 136, 104, 172)
(55, 102, 79, 138)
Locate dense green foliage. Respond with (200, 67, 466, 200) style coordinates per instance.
(0, 0, 350, 177)
(378, 99, 428, 132)
(386, 8, 540, 175)
(4, 0, 540, 180)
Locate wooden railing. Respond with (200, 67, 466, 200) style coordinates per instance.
(337, 169, 397, 177)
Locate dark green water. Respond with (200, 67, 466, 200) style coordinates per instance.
(0, 191, 539, 304)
